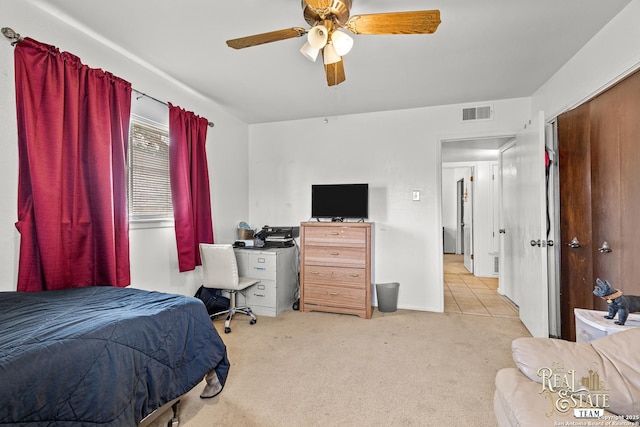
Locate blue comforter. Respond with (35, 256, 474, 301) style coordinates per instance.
(0, 286, 229, 426)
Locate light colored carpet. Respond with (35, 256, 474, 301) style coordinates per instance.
(149, 308, 530, 427)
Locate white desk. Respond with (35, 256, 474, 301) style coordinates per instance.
(234, 246, 298, 317)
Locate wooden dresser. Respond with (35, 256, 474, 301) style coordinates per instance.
(300, 222, 373, 319)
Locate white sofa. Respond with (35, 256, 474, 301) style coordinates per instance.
(494, 328, 640, 426)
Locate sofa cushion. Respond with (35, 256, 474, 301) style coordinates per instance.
(511, 337, 598, 384)
(590, 328, 640, 416)
(510, 328, 640, 416)
(494, 368, 617, 427)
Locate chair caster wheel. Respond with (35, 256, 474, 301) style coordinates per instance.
(224, 327, 231, 334)
(250, 319, 257, 325)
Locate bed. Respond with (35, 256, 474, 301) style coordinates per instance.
(0, 286, 230, 426)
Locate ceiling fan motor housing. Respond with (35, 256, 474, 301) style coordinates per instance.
(302, 0, 352, 27)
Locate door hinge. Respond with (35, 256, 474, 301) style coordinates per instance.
(471, 254, 474, 260)
(470, 176, 474, 182)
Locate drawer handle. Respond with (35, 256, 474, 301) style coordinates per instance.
(330, 232, 340, 235)
(330, 252, 340, 256)
(310, 271, 320, 275)
(253, 293, 265, 297)
(349, 274, 360, 278)
(328, 292, 339, 296)
(254, 267, 266, 271)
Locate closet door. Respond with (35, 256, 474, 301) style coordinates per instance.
(617, 72, 640, 295)
(590, 81, 623, 306)
(557, 70, 640, 341)
(558, 102, 593, 341)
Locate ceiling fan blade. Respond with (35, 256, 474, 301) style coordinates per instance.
(226, 27, 307, 49)
(324, 57, 346, 86)
(345, 10, 441, 35)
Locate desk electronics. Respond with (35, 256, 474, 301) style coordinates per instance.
(259, 226, 299, 248)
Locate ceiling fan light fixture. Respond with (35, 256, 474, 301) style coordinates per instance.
(300, 41, 320, 62)
(307, 25, 329, 49)
(331, 30, 353, 56)
(323, 42, 341, 65)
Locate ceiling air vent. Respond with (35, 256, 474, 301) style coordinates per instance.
(461, 105, 493, 122)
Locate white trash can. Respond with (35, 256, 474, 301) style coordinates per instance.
(376, 282, 399, 312)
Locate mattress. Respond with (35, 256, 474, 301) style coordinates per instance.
(0, 286, 229, 426)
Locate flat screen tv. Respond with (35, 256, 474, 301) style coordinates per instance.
(311, 184, 368, 220)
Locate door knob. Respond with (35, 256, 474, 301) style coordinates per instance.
(567, 237, 581, 248)
(530, 239, 541, 247)
(598, 241, 612, 253)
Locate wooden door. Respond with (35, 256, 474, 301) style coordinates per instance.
(558, 102, 594, 341)
(557, 69, 640, 341)
(590, 81, 623, 309)
(618, 70, 640, 296)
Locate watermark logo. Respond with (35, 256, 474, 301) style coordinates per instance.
(537, 362, 609, 418)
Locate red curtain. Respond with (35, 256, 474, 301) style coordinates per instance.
(169, 104, 214, 272)
(14, 38, 132, 291)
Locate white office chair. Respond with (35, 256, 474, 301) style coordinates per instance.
(199, 243, 259, 334)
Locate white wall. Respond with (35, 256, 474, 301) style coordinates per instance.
(248, 99, 530, 312)
(533, 0, 640, 119)
(0, 2, 250, 294)
(0, 28, 19, 291)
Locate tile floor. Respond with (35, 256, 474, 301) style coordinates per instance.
(444, 254, 519, 318)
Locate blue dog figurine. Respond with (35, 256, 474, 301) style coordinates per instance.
(593, 278, 640, 326)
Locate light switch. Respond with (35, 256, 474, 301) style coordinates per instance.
(412, 190, 420, 201)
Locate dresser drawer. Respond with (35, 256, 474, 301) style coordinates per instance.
(303, 265, 366, 287)
(304, 226, 367, 247)
(304, 246, 366, 268)
(304, 283, 365, 309)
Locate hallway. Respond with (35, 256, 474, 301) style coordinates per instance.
(444, 254, 519, 318)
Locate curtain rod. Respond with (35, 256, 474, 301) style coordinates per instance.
(1, 27, 23, 45)
(2, 27, 214, 128)
(133, 89, 214, 128)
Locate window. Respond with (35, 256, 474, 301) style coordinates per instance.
(127, 116, 172, 220)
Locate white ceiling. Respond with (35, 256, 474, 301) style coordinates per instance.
(28, 0, 632, 124)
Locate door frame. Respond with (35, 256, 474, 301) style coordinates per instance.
(456, 178, 464, 255)
(462, 167, 474, 273)
(439, 134, 516, 304)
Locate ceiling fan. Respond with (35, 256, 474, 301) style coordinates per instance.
(226, 0, 441, 86)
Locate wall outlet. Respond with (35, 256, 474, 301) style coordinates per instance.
(412, 190, 420, 201)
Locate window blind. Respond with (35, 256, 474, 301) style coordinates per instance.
(127, 119, 172, 219)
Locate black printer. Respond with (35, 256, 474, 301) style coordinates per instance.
(257, 226, 299, 247)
